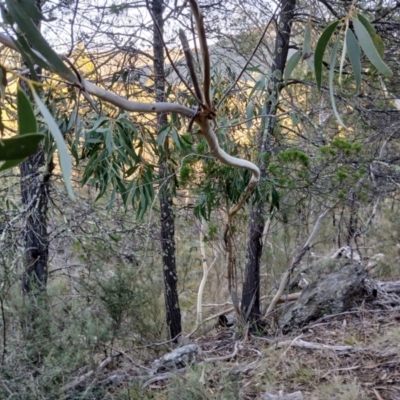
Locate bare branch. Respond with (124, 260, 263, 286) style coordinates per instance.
(179, 28, 204, 104)
(187, 0, 212, 109)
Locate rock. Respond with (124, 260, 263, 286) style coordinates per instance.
(279, 263, 367, 333)
(262, 390, 304, 399)
(152, 344, 199, 373)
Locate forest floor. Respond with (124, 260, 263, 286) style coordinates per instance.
(65, 301, 400, 400)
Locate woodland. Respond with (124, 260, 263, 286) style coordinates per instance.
(1, 0, 400, 398)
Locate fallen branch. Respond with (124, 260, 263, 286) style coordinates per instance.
(203, 341, 239, 363)
(276, 338, 355, 352)
(61, 356, 114, 392)
(143, 368, 186, 388)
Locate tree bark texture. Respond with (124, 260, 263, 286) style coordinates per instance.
(20, 148, 50, 294)
(242, 0, 297, 323)
(19, 0, 50, 295)
(152, 0, 182, 341)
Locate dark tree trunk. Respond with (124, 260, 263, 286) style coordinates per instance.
(152, 0, 182, 341)
(20, 149, 50, 294)
(19, 0, 50, 296)
(242, 0, 297, 324)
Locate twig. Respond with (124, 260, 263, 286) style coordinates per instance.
(373, 388, 385, 400)
(203, 341, 239, 362)
(143, 368, 186, 387)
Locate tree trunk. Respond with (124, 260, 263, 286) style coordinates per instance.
(20, 149, 50, 294)
(19, 0, 50, 296)
(152, 0, 182, 341)
(242, 0, 297, 324)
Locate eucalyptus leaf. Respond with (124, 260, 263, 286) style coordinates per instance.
(0, 158, 26, 171)
(18, 87, 37, 135)
(31, 89, 74, 199)
(353, 17, 392, 77)
(329, 39, 347, 128)
(0, 134, 44, 161)
(315, 20, 340, 91)
(345, 28, 362, 92)
(302, 24, 312, 58)
(357, 13, 384, 57)
(246, 101, 254, 129)
(6, 0, 73, 79)
(284, 50, 302, 82)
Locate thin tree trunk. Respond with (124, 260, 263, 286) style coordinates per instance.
(19, 0, 50, 296)
(152, 0, 182, 341)
(20, 150, 50, 294)
(242, 0, 297, 324)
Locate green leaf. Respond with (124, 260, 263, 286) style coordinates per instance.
(18, 87, 37, 135)
(18, 0, 43, 21)
(270, 187, 280, 212)
(357, 13, 384, 57)
(5, 0, 73, 79)
(31, 89, 74, 199)
(170, 127, 181, 149)
(284, 50, 302, 82)
(0, 134, 44, 161)
(157, 125, 169, 146)
(105, 129, 114, 154)
(0, 158, 27, 172)
(302, 24, 312, 58)
(246, 101, 254, 129)
(352, 17, 392, 77)
(329, 39, 347, 128)
(315, 20, 340, 91)
(345, 28, 362, 92)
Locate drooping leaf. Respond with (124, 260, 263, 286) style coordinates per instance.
(302, 24, 312, 58)
(0, 134, 44, 160)
(329, 39, 347, 128)
(338, 24, 348, 86)
(357, 13, 384, 57)
(345, 28, 362, 92)
(315, 20, 340, 91)
(31, 89, 74, 199)
(246, 101, 254, 129)
(352, 17, 392, 77)
(18, 0, 43, 21)
(284, 50, 302, 82)
(270, 187, 280, 212)
(0, 158, 26, 172)
(5, 0, 73, 79)
(18, 87, 37, 135)
(157, 125, 170, 146)
(170, 127, 181, 149)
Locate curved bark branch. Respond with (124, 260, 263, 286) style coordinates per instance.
(0, 33, 195, 118)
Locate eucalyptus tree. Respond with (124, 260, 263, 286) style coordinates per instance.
(0, 0, 397, 335)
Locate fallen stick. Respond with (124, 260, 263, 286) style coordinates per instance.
(276, 338, 355, 352)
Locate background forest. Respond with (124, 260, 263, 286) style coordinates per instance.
(1, 0, 400, 398)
